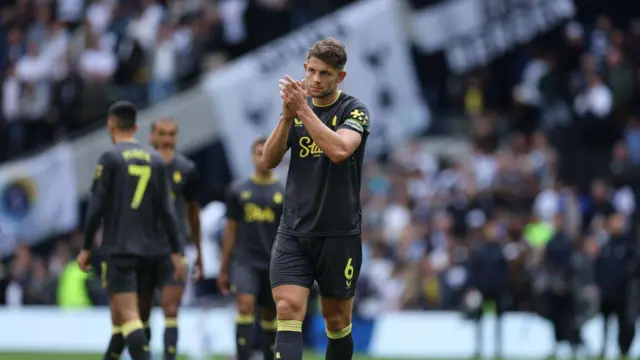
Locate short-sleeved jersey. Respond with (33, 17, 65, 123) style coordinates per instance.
(83, 141, 180, 256)
(280, 91, 370, 236)
(226, 177, 285, 270)
(162, 152, 199, 252)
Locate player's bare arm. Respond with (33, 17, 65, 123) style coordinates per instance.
(280, 76, 362, 163)
(159, 165, 186, 280)
(261, 115, 293, 169)
(218, 219, 237, 295)
(187, 200, 202, 278)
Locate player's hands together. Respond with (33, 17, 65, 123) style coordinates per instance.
(171, 253, 187, 281)
(279, 75, 308, 113)
(77, 250, 91, 272)
(217, 268, 230, 296)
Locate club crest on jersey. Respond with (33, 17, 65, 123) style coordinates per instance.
(173, 171, 182, 183)
(273, 192, 283, 204)
(240, 190, 252, 199)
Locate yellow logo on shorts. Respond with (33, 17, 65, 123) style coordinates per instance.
(273, 192, 283, 204)
(173, 171, 182, 183)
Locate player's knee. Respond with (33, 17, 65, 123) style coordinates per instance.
(162, 303, 179, 318)
(236, 295, 256, 315)
(275, 298, 305, 320)
(322, 312, 350, 332)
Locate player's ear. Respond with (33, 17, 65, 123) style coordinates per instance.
(133, 123, 139, 133)
(303, 63, 308, 72)
(337, 71, 346, 83)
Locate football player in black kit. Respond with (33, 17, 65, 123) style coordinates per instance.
(218, 137, 284, 360)
(77, 101, 186, 360)
(261, 38, 370, 360)
(137, 117, 202, 360)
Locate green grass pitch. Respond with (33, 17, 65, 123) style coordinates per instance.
(0, 354, 401, 360)
(0, 353, 422, 360)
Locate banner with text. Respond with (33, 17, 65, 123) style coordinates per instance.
(0, 144, 78, 254)
(202, 0, 430, 179)
(412, 0, 575, 73)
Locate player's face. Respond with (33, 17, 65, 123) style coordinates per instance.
(252, 143, 266, 172)
(151, 121, 177, 151)
(304, 57, 346, 98)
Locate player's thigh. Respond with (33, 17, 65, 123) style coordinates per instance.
(107, 256, 143, 321)
(257, 269, 275, 308)
(270, 233, 314, 319)
(314, 234, 362, 299)
(230, 261, 260, 314)
(269, 233, 314, 290)
(157, 255, 185, 316)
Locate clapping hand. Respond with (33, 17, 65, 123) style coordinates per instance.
(279, 76, 308, 113)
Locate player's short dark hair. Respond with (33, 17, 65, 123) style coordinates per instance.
(108, 101, 137, 130)
(151, 117, 177, 132)
(306, 38, 347, 70)
(252, 136, 268, 153)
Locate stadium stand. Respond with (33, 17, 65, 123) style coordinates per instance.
(0, 0, 359, 163)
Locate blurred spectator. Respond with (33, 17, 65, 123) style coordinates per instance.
(0, 0, 354, 164)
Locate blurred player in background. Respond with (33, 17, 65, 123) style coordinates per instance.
(218, 137, 284, 360)
(261, 38, 371, 360)
(141, 117, 203, 360)
(77, 101, 185, 360)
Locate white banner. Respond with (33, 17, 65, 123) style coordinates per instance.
(202, 0, 430, 179)
(0, 144, 78, 253)
(2, 309, 640, 358)
(412, 0, 575, 73)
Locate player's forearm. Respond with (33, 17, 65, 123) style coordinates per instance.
(220, 221, 237, 271)
(187, 204, 202, 254)
(262, 117, 291, 169)
(161, 200, 182, 253)
(297, 106, 349, 163)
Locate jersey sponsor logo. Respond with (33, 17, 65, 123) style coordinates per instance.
(173, 171, 182, 183)
(273, 192, 283, 204)
(343, 119, 364, 133)
(298, 136, 323, 158)
(244, 203, 276, 223)
(240, 191, 252, 199)
(121, 149, 151, 162)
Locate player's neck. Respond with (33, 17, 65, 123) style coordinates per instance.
(113, 133, 137, 144)
(158, 149, 174, 163)
(312, 90, 341, 107)
(252, 171, 276, 185)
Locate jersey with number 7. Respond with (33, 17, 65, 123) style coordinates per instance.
(84, 141, 181, 256)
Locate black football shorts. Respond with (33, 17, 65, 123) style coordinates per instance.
(102, 255, 157, 295)
(231, 261, 274, 305)
(270, 232, 362, 299)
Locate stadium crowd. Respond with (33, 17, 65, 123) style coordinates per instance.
(3, 3, 640, 352)
(0, 0, 358, 163)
